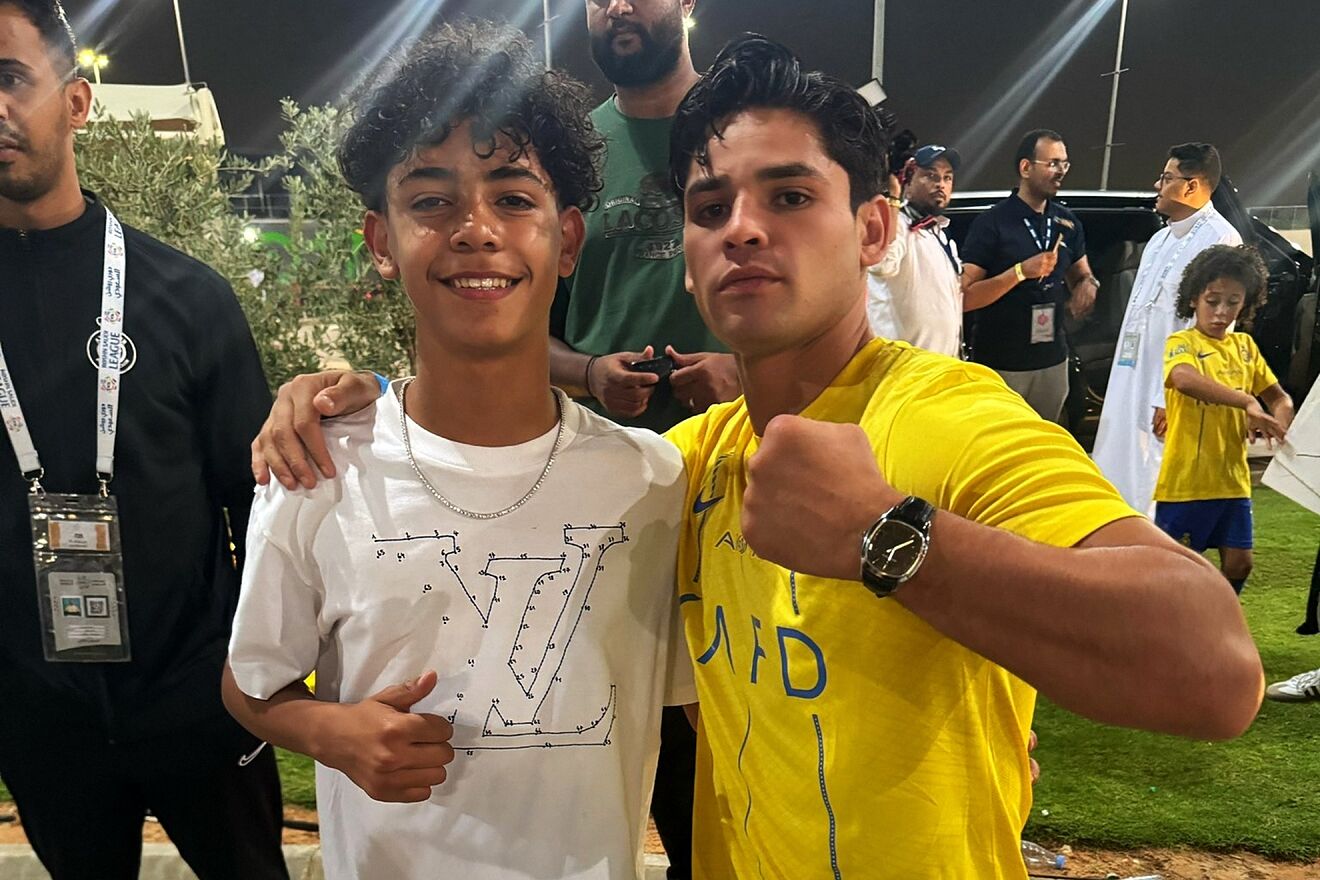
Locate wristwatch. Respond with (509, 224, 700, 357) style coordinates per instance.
(860, 495, 936, 598)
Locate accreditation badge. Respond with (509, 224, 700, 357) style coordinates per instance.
(1117, 331, 1141, 367)
(1030, 302, 1056, 344)
(29, 492, 131, 662)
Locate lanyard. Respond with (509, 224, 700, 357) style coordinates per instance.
(906, 206, 962, 276)
(1133, 214, 1211, 318)
(0, 209, 127, 495)
(1023, 214, 1055, 252)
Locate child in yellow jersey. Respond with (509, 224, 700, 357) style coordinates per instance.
(1154, 245, 1294, 593)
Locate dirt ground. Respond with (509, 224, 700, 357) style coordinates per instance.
(1032, 843, 1320, 879)
(2, 803, 1318, 878)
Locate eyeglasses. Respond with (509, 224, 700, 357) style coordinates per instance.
(1156, 172, 1195, 186)
(1030, 159, 1071, 173)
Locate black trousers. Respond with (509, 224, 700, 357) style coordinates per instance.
(0, 714, 288, 880)
(650, 704, 697, 879)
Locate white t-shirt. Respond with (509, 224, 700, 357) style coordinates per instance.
(866, 207, 964, 358)
(229, 385, 694, 880)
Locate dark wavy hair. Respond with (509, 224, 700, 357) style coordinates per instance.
(668, 33, 892, 210)
(1174, 244, 1269, 328)
(3, 0, 77, 74)
(338, 19, 603, 214)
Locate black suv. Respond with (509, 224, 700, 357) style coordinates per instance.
(943, 184, 1318, 447)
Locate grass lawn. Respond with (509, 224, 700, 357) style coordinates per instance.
(278, 747, 317, 810)
(5, 491, 1317, 860)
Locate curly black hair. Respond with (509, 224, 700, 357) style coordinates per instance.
(338, 19, 603, 214)
(3, 0, 78, 75)
(1174, 244, 1269, 328)
(668, 33, 892, 210)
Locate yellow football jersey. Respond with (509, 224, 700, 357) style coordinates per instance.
(1155, 329, 1278, 502)
(666, 338, 1137, 879)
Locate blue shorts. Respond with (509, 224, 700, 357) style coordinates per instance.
(1154, 498, 1253, 552)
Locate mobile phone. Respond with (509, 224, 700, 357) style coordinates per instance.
(628, 355, 675, 380)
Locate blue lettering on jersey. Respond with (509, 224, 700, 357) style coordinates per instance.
(697, 604, 734, 671)
(750, 616, 767, 684)
(694, 604, 828, 700)
(778, 627, 827, 699)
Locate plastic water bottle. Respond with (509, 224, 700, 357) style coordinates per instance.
(1020, 839, 1066, 870)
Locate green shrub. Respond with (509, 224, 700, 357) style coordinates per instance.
(74, 100, 415, 391)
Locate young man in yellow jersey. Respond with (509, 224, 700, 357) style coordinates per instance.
(661, 35, 1261, 879)
(250, 34, 1264, 880)
(1153, 245, 1294, 594)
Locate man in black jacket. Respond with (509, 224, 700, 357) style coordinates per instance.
(0, 2, 286, 877)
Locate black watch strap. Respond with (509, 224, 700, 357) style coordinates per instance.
(860, 495, 936, 598)
(892, 495, 936, 532)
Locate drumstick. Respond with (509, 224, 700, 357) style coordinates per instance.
(1052, 233, 1063, 252)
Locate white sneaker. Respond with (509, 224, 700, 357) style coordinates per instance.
(1266, 667, 1320, 702)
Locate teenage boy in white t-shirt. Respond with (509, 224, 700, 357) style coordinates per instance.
(221, 21, 693, 880)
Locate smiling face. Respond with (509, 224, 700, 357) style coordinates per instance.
(680, 108, 889, 360)
(363, 121, 584, 361)
(1019, 136, 1069, 200)
(1193, 277, 1247, 339)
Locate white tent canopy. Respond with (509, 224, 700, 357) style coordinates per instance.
(87, 83, 225, 145)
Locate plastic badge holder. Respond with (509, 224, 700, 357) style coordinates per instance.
(30, 492, 132, 662)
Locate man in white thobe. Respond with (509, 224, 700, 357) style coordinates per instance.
(1092, 143, 1241, 513)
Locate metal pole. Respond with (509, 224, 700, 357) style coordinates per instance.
(1099, 0, 1129, 190)
(93, 64, 101, 85)
(871, 0, 886, 83)
(542, 0, 553, 70)
(172, 0, 193, 85)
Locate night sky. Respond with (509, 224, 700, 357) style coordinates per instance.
(61, 0, 1320, 209)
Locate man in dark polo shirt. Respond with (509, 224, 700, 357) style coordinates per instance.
(960, 129, 1098, 422)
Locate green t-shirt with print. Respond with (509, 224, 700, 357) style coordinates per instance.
(554, 97, 725, 432)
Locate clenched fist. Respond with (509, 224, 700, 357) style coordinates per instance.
(742, 415, 904, 581)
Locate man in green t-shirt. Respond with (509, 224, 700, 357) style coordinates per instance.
(547, 3, 736, 875)
(548, 0, 740, 435)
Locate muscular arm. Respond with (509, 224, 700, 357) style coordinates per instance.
(741, 415, 1263, 742)
(892, 512, 1261, 740)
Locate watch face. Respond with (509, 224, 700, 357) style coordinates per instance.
(865, 520, 926, 580)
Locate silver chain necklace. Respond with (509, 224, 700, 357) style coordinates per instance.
(397, 377, 565, 521)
